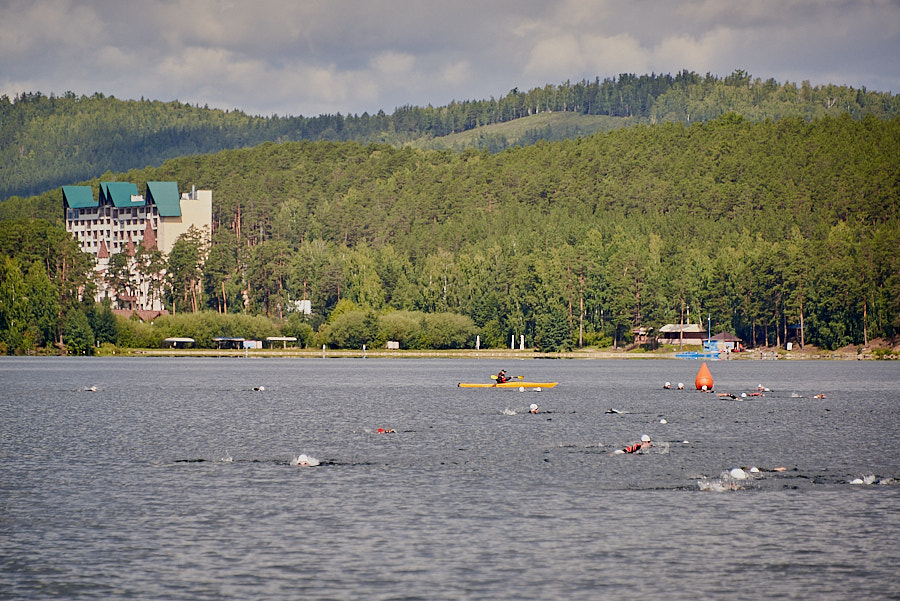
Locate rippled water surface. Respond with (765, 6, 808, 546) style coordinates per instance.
(2, 357, 899, 600)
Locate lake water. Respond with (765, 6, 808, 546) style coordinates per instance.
(1, 356, 898, 600)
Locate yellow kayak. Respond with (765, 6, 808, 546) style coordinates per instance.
(457, 382, 557, 388)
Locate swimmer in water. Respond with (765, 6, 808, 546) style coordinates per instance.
(529, 403, 539, 414)
(622, 434, 652, 454)
(293, 454, 320, 466)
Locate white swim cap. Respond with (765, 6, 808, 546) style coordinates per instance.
(730, 467, 748, 480)
(701, 385, 708, 390)
(641, 434, 651, 442)
(529, 403, 538, 411)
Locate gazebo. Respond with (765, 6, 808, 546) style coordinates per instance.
(265, 336, 298, 349)
(213, 337, 245, 350)
(163, 337, 195, 348)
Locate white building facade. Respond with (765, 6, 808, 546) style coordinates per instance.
(63, 182, 212, 312)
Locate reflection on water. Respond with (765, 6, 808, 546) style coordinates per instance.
(1, 357, 898, 600)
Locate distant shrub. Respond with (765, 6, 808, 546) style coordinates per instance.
(115, 316, 162, 348)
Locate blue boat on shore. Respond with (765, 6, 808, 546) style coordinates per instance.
(675, 350, 721, 360)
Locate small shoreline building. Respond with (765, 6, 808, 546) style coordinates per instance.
(704, 332, 744, 352)
(63, 182, 212, 311)
(657, 323, 705, 346)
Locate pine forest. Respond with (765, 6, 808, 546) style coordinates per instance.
(1, 71, 898, 355)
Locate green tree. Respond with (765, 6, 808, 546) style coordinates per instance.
(0, 257, 29, 353)
(24, 261, 60, 347)
(134, 242, 167, 310)
(247, 240, 292, 318)
(88, 299, 118, 345)
(282, 312, 315, 348)
(320, 309, 371, 349)
(534, 301, 572, 351)
(62, 309, 94, 355)
(167, 226, 209, 313)
(421, 312, 478, 349)
(105, 252, 134, 305)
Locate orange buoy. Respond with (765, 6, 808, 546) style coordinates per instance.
(695, 362, 714, 390)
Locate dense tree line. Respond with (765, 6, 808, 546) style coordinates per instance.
(3, 70, 898, 201)
(1, 112, 897, 354)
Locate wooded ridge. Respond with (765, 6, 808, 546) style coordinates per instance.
(1, 70, 898, 355)
(3, 69, 898, 201)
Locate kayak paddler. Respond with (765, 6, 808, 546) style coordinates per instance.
(496, 370, 511, 383)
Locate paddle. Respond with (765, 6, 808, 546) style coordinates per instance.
(491, 374, 525, 380)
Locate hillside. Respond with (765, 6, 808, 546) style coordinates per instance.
(2, 69, 898, 202)
(3, 112, 898, 353)
(411, 113, 635, 152)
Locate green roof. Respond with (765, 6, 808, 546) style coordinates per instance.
(62, 185, 97, 209)
(146, 181, 181, 217)
(100, 182, 142, 208)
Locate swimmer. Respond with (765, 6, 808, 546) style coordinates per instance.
(605, 408, 621, 414)
(621, 434, 652, 454)
(663, 381, 671, 389)
(677, 382, 684, 390)
(376, 428, 395, 433)
(293, 453, 320, 466)
(741, 466, 787, 473)
(529, 403, 539, 414)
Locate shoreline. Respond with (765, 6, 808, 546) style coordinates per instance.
(120, 347, 893, 360)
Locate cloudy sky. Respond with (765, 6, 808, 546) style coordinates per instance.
(2, 0, 898, 117)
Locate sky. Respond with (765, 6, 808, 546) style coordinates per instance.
(2, 0, 899, 117)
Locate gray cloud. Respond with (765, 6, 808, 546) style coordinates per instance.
(1, 0, 897, 117)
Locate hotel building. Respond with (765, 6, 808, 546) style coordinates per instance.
(63, 182, 212, 313)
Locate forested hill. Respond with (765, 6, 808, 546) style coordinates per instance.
(3, 69, 899, 201)
(4, 113, 899, 350)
